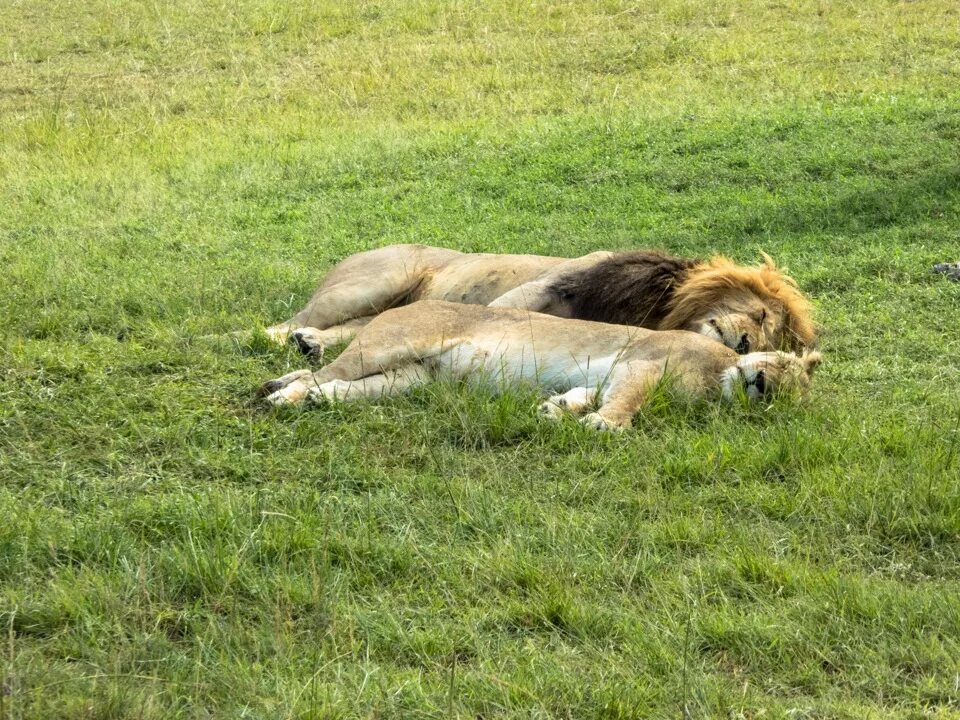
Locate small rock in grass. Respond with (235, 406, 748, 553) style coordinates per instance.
(932, 262, 960, 281)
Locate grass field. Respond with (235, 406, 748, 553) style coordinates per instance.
(2, 1, 960, 717)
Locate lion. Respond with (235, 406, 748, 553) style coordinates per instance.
(261, 300, 822, 431)
(264, 244, 815, 358)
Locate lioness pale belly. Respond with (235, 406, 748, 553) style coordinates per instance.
(432, 337, 623, 391)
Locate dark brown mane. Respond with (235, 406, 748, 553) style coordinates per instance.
(548, 251, 699, 327)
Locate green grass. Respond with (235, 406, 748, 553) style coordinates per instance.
(2, 0, 960, 717)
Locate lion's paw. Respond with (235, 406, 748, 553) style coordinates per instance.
(258, 379, 286, 398)
(580, 412, 626, 432)
(257, 369, 313, 398)
(289, 328, 328, 358)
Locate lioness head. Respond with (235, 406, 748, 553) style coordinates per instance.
(663, 254, 816, 354)
(721, 350, 822, 400)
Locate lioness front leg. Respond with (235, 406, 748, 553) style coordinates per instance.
(308, 366, 430, 403)
(581, 362, 665, 431)
(538, 387, 595, 421)
(265, 366, 429, 406)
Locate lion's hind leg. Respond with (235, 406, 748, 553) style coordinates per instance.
(538, 386, 595, 422)
(264, 323, 298, 346)
(265, 245, 459, 346)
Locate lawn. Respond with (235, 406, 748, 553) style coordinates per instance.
(1, 1, 960, 717)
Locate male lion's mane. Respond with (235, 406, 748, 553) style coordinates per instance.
(548, 252, 698, 327)
(548, 251, 815, 351)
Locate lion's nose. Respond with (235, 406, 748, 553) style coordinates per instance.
(735, 334, 750, 354)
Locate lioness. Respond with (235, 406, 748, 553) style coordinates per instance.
(261, 301, 821, 431)
(265, 244, 815, 357)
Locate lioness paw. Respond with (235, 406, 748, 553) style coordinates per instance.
(306, 380, 351, 403)
(538, 400, 565, 421)
(258, 379, 286, 397)
(265, 381, 310, 406)
(580, 412, 626, 432)
(258, 369, 313, 398)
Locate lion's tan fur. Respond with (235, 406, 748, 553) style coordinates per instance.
(265, 244, 816, 357)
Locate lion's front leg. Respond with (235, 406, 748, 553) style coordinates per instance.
(488, 278, 557, 313)
(488, 251, 613, 314)
(538, 386, 595, 421)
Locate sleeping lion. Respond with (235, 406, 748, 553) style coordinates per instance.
(261, 300, 822, 431)
(265, 244, 815, 357)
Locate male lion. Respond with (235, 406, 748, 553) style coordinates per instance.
(261, 300, 822, 431)
(265, 244, 815, 357)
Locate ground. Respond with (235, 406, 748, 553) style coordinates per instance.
(1, 1, 959, 718)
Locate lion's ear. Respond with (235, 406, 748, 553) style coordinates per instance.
(802, 351, 823, 374)
(759, 251, 777, 269)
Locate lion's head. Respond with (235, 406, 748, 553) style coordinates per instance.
(721, 350, 823, 400)
(661, 254, 816, 353)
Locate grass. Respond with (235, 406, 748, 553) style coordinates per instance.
(2, 0, 960, 717)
